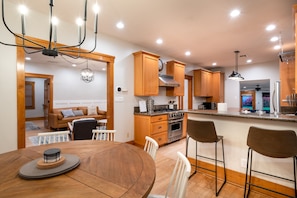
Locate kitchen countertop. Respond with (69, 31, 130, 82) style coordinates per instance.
(134, 110, 181, 116)
(184, 109, 297, 123)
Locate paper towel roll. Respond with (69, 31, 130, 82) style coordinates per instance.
(217, 103, 227, 112)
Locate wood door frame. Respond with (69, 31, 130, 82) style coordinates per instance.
(16, 36, 115, 149)
(25, 73, 53, 125)
(185, 75, 193, 109)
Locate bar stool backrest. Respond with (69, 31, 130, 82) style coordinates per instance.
(247, 126, 297, 158)
(187, 120, 219, 143)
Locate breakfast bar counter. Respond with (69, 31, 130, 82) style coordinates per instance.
(184, 109, 297, 193)
(185, 109, 297, 122)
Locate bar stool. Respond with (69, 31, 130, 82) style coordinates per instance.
(244, 126, 297, 198)
(186, 119, 226, 196)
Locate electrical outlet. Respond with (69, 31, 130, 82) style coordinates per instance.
(241, 158, 247, 168)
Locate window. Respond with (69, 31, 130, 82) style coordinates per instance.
(25, 81, 35, 109)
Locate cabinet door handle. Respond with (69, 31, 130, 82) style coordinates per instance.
(158, 138, 162, 141)
(158, 126, 162, 129)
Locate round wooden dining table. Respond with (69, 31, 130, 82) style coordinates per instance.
(0, 140, 156, 198)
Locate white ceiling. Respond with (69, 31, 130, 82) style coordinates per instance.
(7, 0, 297, 69)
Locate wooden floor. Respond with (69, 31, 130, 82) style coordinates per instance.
(148, 139, 272, 198)
(26, 120, 271, 198)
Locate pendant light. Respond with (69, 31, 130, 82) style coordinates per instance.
(81, 60, 94, 83)
(228, 50, 244, 81)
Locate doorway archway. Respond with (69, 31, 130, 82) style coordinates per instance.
(16, 36, 115, 148)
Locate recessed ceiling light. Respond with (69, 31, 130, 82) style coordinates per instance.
(25, 57, 31, 60)
(270, 36, 279, 42)
(266, 24, 276, 31)
(72, 64, 77, 67)
(246, 59, 252, 63)
(212, 62, 217, 66)
(273, 45, 281, 50)
(116, 21, 124, 29)
(185, 51, 191, 56)
(102, 68, 106, 71)
(156, 38, 163, 44)
(230, 9, 240, 17)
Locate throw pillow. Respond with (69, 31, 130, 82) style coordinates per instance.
(61, 109, 75, 118)
(88, 106, 97, 115)
(73, 110, 84, 116)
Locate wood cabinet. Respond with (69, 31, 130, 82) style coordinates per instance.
(134, 114, 168, 147)
(293, 4, 297, 93)
(194, 69, 213, 97)
(133, 51, 160, 96)
(280, 59, 295, 106)
(212, 71, 225, 103)
(166, 60, 186, 96)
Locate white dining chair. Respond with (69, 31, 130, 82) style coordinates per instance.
(92, 129, 116, 141)
(37, 131, 70, 145)
(148, 152, 191, 198)
(144, 136, 159, 160)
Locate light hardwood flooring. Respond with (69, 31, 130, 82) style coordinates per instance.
(26, 120, 271, 197)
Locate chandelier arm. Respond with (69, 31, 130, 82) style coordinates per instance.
(55, 0, 88, 51)
(1, 0, 46, 49)
(58, 33, 97, 55)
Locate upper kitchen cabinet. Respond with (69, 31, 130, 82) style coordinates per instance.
(212, 71, 225, 103)
(133, 51, 160, 96)
(194, 69, 213, 97)
(166, 60, 186, 96)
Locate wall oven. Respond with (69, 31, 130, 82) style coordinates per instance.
(167, 112, 184, 143)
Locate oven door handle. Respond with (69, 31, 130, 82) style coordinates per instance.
(168, 119, 184, 124)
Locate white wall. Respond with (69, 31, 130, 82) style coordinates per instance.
(25, 78, 45, 118)
(223, 61, 279, 110)
(0, 2, 281, 153)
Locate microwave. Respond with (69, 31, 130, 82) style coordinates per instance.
(202, 102, 217, 110)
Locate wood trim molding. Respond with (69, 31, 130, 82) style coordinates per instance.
(16, 36, 115, 148)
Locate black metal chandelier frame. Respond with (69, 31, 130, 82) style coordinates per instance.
(0, 0, 98, 59)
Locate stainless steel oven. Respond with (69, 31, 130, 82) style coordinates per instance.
(167, 112, 184, 143)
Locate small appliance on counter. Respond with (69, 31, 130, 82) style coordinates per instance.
(168, 100, 175, 110)
(146, 98, 154, 113)
(202, 102, 217, 110)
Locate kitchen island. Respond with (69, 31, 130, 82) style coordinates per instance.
(184, 109, 297, 196)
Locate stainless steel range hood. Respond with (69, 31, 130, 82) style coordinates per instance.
(159, 74, 180, 87)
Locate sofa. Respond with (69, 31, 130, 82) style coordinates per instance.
(48, 106, 107, 130)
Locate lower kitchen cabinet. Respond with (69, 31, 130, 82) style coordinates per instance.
(134, 114, 168, 147)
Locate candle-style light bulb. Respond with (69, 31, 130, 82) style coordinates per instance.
(51, 16, 59, 42)
(93, 4, 100, 34)
(18, 5, 28, 35)
(76, 18, 83, 43)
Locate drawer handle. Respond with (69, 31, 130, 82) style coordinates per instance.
(158, 138, 162, 141)
(158, 126, 162, 129)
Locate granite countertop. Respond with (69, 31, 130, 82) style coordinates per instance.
(134, 111, 170, 116)
(184, 109, 297, 123)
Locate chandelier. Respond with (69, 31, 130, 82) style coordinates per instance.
(228, 50, 244, 81)
(81, 60, 94, 83)
(0, 0, 99, 58)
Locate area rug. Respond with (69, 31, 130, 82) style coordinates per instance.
(25, 122, 40, 131)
